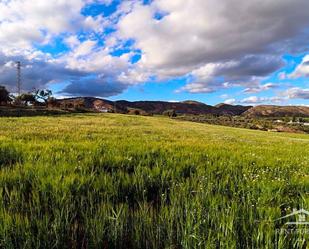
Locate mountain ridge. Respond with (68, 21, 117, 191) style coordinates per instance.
(56, 97, 309, 117)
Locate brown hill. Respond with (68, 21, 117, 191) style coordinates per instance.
(215, 103, 252, 116)
(116, 100, 216, 115)
(57, 97, 249, 115)
(57, 98, 309, 117)
(243, 105, 309, 117)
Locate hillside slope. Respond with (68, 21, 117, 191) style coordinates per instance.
(57, 97, 251, 115)
(56, 97, 309, 117)
(243, 105, 309, 117)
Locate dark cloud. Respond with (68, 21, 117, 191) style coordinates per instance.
(2, 0, 309, 98)
(119, 0, 309, 95)
(179, 55, 284, 93)
(61, 77, 127, 97)
(0, 52, 87, 92)
(119, 0, 309, 70)
(222, 56, 284, 80)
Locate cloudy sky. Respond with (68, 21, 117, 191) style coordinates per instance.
(1, 0, 309, 105)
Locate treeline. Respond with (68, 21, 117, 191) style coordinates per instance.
(0, 85, 54, 107)
(177, 114, 309, 134)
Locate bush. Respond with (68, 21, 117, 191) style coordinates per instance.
(0, 86, 10, 105)
(127, 109, 152, 116)
(163, 109, 177, 118)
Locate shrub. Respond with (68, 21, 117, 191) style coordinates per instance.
(0, 85, 10, 105)
(163, 109, 177, 118)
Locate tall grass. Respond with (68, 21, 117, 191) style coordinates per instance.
(0, 114, 309, 248)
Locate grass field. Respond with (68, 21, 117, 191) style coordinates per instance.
(1, 114, 309, 249)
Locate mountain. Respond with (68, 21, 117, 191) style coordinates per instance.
(56, 97, 309, 117)
(243, 105, 309, 117)
(215, 103, 252, 116)
(116, 100, 216, 115)
(57, 97, 221, 115)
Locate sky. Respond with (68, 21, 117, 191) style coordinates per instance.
(1, 0, 309, 106)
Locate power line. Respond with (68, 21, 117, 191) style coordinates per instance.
(16, 61, 21, 96)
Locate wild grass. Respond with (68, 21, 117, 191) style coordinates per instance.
(0, 114, 309, 248)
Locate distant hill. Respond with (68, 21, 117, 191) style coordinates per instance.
(56, 97, 252, 116)
(56, 97, 309, 117)
(116, 100, 216, 115)
(243, 105, 309, 117)
(215, 103, 252, 116)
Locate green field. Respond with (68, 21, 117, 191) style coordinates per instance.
(1, 114, 309, 249)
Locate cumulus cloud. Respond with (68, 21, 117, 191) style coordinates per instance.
(0, 51, 87, 92)
(0, 36, 132, 96)
(243, 83, 278, 94)
(0, 0, 132, 97)
(176, 82, 215, 94)
(238, 96, 286, 105)
(175, 55, 283, 94)
(1, 0, 309, 98)
(117, 0, 309, 91)
(283, 87, 309, 99)
(240, 96, 267, 104)
(289, 55, 309, 78)
(61, 76, 127, 97)
(224, 99, 236, 105)
(0, 0, 96, 52)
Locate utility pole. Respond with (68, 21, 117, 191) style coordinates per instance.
(16, 61, 21, 96)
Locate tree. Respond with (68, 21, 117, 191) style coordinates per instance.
(284, 116, 290, 123)
(0, 86, 10, 105)
(18, 93, 36, 106)
(46, 97, 60, 108)
(163, 109, 177, 118)
(35, 89, 52, 105)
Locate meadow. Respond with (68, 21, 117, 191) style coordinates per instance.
(0, 114, 309, 249)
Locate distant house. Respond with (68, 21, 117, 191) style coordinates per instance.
(97, 107, 109, 113)
(93, 100, 113, 113)
(274, 120, 283, 123)
(288, 121, 309, 126)
(288, 120, 300, 124)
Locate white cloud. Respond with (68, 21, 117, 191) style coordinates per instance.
(240, 96, 266, 104)
(243, 83, 278, 94)
(283, 87, 309, 99)
(278, 72, 287, 80)
(289, 55, 309, 78)
(220, 94, 229, 99)
(174, 55, 283, 94)
(64, 36, 81, 48)
(73, 40, 97, 57)
(118, 0, 309, 84)
(2, 0, 309, 98)
(0, 0, 104, 55)
(176, 83, 214, 94)
(239, 96, 286, 105)
(224, 98, 236, 105)
(0, 0, 136, 97)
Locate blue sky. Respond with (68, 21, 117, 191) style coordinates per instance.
(1, 0, 309, 105)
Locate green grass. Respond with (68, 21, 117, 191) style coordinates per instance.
(1, 114, 309, 249)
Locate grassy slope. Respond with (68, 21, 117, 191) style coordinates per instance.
(1, 114, 309, 248)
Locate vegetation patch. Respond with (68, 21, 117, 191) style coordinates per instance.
(0, 114, 309, 248)
(0, 144, 23, 168)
